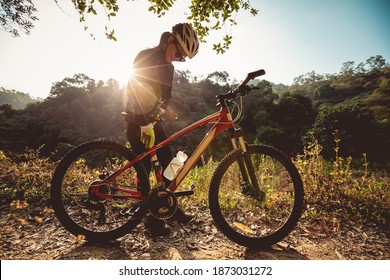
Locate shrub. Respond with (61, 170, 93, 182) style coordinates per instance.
(295, 131, 389, 228)
(0, 149, 56, 205)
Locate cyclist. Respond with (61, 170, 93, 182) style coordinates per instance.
(125, 23, 200, 235)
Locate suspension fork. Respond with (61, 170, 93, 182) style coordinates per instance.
(228, 128, 265, 201)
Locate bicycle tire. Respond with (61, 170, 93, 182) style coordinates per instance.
(51, 139, 148, 242)
(209, 144, 304, 249)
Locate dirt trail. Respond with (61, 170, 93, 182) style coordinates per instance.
(1, 204, 389, 260)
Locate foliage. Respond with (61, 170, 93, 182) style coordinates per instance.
(0, 74, 126, 156)
(311, 95, 389, 164)
(294, 133, 389, 228)
(0, 0, 38, 36)
(2, 0, 258, 53)
(185, 0, 258, 53)
(287, 55, 390, 164)
(181, 155, 218, 206)
(1, 133, 388, 229)
(0, 148, 56, 205)
(65, 0, 120, 40)
(239, 80, 314, 156)
(1, 56, 389, 165)
(0, 87, 39, 109)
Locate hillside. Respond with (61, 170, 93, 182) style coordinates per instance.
(0, 88, 40, 110)
(1, 56, 389, 165)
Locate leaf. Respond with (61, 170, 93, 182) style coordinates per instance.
(75, 234, 86, 243)
(304, 225, 320, 235)
(335, 249, 344, 260)
(233, 222, 255, 234)
(18, 218, 29, 225)
(43, 208, 54, 214)
(10, 200, 29, 209)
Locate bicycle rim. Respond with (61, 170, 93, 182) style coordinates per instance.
(209, 145, 303, 249)
(51, 140, 147, 241)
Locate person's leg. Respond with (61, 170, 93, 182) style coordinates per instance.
(154, 121, 173, 187)
(126, 119, 171, 235)
(154, 122, 193, 223)
(126, 119, 150, 195)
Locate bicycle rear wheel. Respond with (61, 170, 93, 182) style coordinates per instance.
(209, 144, 303, 249)
(51, 139, 148, 242)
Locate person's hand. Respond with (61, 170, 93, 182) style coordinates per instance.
(153, 106, 165, 122)
(140, 123, 155, 149)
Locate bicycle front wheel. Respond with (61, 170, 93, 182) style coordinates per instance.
(51, 139, 148, 242)
(209, 144, 304, 249)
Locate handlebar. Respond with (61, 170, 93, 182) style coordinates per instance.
(217, 69, 266, 105)
(235, 69, 266, 93)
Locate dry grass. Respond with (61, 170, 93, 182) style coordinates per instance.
(1, 134, 389, 228)
(294, 131, 389, 228)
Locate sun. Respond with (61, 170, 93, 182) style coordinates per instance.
(107, 65, 133, 89)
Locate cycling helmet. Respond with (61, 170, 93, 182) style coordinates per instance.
(172, 23, 200, 59)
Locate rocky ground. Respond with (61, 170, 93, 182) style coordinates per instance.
(1, 201, 389, 260)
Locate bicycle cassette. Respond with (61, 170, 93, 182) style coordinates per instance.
(147, 187, 178, 219)
(88, 180, 110, 201)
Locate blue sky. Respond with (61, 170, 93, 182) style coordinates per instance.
(1, 0, 389, 99)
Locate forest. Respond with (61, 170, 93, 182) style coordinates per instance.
(1, 55, 389, 166)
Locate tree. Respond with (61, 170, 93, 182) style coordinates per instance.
(206, 71, 230, 84)
(0, 87, 38, 110)
(1, 0, 258, 53)
(240, 80, 277, 139)
(311, 103, 387, 162)
(340, 61, 355, 76)
(0, 0, 38, 36)
(366, 55, 387, 71)
(185, 0, 258, 53)
(49, 73, 96, 97)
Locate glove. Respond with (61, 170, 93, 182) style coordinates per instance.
(140, 123, 155, 149)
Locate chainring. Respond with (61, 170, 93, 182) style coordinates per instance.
(147, 186, 178, 219)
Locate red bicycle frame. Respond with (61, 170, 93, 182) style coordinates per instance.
(94, 106, 235, 202)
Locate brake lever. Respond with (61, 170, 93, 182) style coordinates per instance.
(240, 85, 252, 96)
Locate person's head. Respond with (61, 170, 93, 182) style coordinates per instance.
(165, 23, 199, 63)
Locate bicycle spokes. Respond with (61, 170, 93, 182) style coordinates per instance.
(52, 141, 144, 239)
(209, 145, 303, 248)
(223, 156, 295, 234)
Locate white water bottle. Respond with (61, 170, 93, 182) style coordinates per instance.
(163, 151, 188, 180)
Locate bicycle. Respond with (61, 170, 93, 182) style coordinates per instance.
(50, 69, 304, 249)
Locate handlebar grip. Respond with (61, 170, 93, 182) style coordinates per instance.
(237, 69, 266, 91)
(247, 69, 266, 80)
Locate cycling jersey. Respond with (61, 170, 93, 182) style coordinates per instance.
(126, 44, 174, 125)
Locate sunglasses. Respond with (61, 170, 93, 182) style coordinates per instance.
(174, 42, 186, 62)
